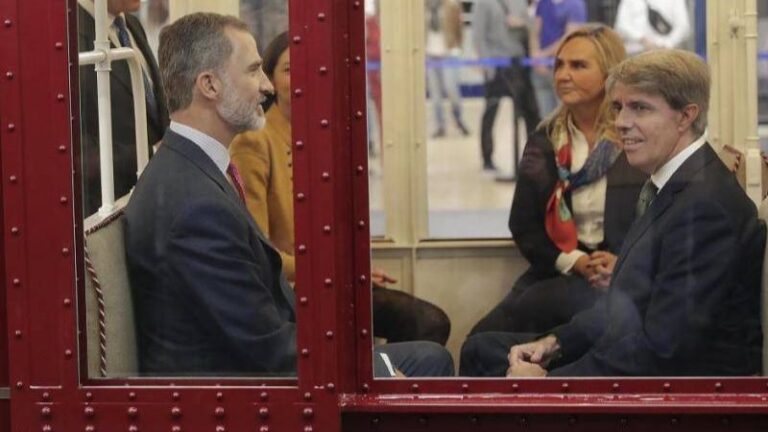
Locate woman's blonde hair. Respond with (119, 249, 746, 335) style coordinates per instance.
(543, 25, 627, 145)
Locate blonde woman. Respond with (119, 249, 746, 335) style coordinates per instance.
(469, 25, 647, 337)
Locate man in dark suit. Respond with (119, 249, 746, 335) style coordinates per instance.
(125, 12, 453, 377)
(461, 49, 764, 377)
(78, 0, 169, 216)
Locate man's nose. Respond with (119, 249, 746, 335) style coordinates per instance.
(614, 107, 631, 130)
(261, 79, 275, 96)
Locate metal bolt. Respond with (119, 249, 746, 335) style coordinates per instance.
(57, 94, 65, 101)
(10, 227, 19, 235)
(42, 425, 52, 432)
(15, 381, 23, 389)
(327, 382, 335, 391)
(63, 298, 71, 307)
(259, 407, 269, 419)
(304, 392, 312, 401)
(321, 172, 330, 180)
(292, 36, 301, 44)
(216, 392, 224, 401)
(7, 123, 15, 131)
(294, 89, 303, 97)
(296, 192, 306, 201)
(325, 331, 334, 339)
(41, 406, 52, 418)
(356, 165, 365, 174)
(4, 19, 12, 27)
(324, 278, 332, 287)
(354, 56, 362, 64)
(42, 392, 51, 401)
(215, 426, 225, 432)
(295, 140, 304, 149)
(411, 383, 419, 392)
(354, 111, 363, 119)
(299, 296, 308, 305)
(320, 119, 329, 128)
(64, 350, 72, 359)
(360, 328, 368, 337)
(171, 427, 181, 432)
(612, 383, 620, 391)
(172, 392, 180, 401)
(301, 348, 310, 357)
(461, 383, 469, 392)
(14, 330, 21, 338)
(214, 407, 225, 418)
(85, 392, 93, 401)
(61, 248, 70, 256)
(58, 145, 67, 153)
(12, 278, 21, 286)
(359, 275, 367, 283)
(511, 383, 519, 391)
(358, 220, 366, 228)
(319, 66, 328, 75)
(128, 426, 138, 432)
(60, 196, 68, 204)
(714, 382, 723, 391)
(5, 71, 13, 80)
(323, 225, 331, 233)
(353, 1, 362, 10)
(128, 392, 136, 401)
(259, 427, 269, 432)
(54, 42, 63, 50)
(304, 427, 313, 432)
(302, 408, 314, 419)
(561, 383, 569, 392)
(317, 13, 326, 21)
(298, 244, 307, 253)
(663, 382, 671, 391)
(9, 175, 18, 183)
(260, 391, 269, 402)
(84, 406, 95, 418)
(84, 426, 95, 432)
(171, 407, 182, 418)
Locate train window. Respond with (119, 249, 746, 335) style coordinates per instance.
(366, 0, 387, 237)
(77, 0, 297, 380)
(371, 0, 767, 381)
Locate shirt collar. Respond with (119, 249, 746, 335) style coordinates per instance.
(650, 131, 708, 192)
(170, 121, 230, 176)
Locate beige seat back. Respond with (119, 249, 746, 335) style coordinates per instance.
(84, 196, 137, 377)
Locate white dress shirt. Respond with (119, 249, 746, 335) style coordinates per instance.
(650, 132, 708, 192)
(169, 121, 230, 177)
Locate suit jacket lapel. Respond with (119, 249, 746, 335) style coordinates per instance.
(163, 131, 279, 247)
(613, 143, 715, 274)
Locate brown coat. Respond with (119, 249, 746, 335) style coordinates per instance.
(230, 106, 296, 280)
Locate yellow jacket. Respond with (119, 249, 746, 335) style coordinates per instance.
(230, 106, 296, 280)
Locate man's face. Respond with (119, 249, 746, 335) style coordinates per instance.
(107, 0, 141, 14)
(611, 82, 690, 174)
(217, 28, 274, 133)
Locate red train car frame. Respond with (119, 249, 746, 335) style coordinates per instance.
(0, 0, 767, 431)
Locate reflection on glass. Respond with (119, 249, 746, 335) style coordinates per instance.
(366, 0, 386, 237)
(80, 1, 296, 378)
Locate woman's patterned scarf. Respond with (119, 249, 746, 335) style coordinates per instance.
(544, 128, 620, 252)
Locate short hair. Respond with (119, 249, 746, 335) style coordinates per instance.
(544, 25, 627, 144)
(607, 49, 711, 135)
(158, 13, 249, 113)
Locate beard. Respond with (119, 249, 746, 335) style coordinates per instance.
(216, 80, 266, 133)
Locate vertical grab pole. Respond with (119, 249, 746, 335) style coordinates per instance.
(93, 0, 116, 215)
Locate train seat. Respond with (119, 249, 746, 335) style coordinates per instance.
(84, 195, 138, 377)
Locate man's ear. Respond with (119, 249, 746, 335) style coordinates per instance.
(195, 71, 220, 101)
(678, 103, 700, 132)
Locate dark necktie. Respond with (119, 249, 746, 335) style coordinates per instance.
(635, 179, 659, 219)
(113, 15, 159, 124)
(227, 163, 246, 203)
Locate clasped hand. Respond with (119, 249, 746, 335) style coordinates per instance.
(505, 335, 560, 378)
(573, 251, 617, 292)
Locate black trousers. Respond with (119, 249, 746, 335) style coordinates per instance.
(372, 284, 451, 346)
(469, 270, 602, 336)
(480, 62, 540, 166)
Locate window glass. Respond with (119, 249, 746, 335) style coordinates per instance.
(78, 0, 296, 379)
(366, 0, 386, 237)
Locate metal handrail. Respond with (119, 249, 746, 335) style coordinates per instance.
(78, 0, 149, 216)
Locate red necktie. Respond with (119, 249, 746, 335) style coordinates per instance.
(227, 163, 246, 203)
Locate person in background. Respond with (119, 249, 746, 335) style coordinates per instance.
(530, 0, 587, 119)
(613, 0, 691, 55)
(469, 25, 645, 336)
(78, 0, 169, 216)
(462, 48, 764, 378)
(473, 0, 540, 171)
(229, 32, 451, 346)
(425, 0, 470, 138)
